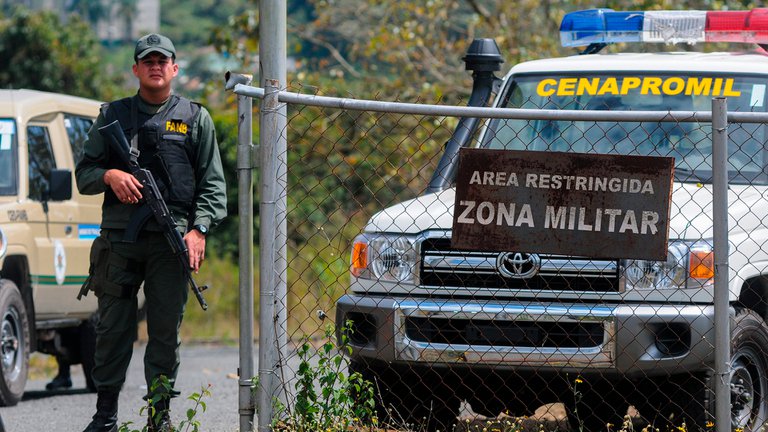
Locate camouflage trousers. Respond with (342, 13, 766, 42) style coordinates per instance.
(90, 229, 188, 398)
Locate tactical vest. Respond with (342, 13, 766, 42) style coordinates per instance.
(101, 95, 201, 210)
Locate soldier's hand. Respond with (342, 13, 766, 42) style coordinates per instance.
(104, 169, 143, 204)
(184, 230, 206, 273)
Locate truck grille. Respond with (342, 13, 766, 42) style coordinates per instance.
(420, 237, 621, 292)
(405, 317, 605, 348)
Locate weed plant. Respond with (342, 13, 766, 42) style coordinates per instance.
(271, 321, 378, 432)
(118, 375, 212, 432)
(110, 331, 701, 432)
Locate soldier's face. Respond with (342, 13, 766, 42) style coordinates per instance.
(133, 53, 179, 92)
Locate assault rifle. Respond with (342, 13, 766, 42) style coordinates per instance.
(98, 120, 209, 310)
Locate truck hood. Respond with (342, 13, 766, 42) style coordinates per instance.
(365, 183, 768, 241)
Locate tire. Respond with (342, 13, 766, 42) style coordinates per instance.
(350, 359, 458, 431)
(682, 309, 768, 431)
(78, 314, 98, 392)
(0, 279, 30, 406)
(722, 309, 768, 431)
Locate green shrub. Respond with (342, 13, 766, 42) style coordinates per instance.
(118, 375, 212, 432)
(271, 322, 378, 432)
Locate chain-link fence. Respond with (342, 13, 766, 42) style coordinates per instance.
(230, 79, 768, 432)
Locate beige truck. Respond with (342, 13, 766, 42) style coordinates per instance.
(0, 89, 102, 405)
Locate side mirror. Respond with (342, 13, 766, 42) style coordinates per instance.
(48, 169, 72, 201)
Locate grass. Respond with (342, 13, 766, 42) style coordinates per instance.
(181, 253, 250, 343)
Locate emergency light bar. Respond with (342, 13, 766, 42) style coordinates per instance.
(560, 8, 768, 47)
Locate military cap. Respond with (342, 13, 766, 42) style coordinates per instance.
(134, 33, 176, 61)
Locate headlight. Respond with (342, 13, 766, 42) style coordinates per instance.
(350, 233, 418, 284)
(623, 240, 713, 290)
(0, 227, 6, 259)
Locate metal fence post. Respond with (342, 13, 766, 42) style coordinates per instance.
(236, 73, 256, 432)
(712, 97, 731, 432)
(224, 70, 258, 432)
(257, 80, 286, 432)
(258, 1, 287, 431)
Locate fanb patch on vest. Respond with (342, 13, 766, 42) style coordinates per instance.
(166, 120, 188, 134)
(102, 95, 202, 208)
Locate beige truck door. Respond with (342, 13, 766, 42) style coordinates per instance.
(26, 114, 97, 320)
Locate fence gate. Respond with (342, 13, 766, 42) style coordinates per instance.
(228, 80, 768, 432)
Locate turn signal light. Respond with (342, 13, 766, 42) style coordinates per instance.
(689, 249, 715, 280)
(350, 241, 368, 277)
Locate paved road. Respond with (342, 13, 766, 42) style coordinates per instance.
(0, 343, 255, 432)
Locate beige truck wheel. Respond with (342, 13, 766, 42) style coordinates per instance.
(0, 279, 29, 406)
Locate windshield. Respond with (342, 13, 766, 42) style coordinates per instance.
(481, 73, 768, 185)
(0, 119, 17, 196)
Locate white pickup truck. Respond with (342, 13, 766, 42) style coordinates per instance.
(336, 9, 768, 431)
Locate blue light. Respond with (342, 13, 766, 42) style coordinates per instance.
(560, 9, 612, 46)
(560, 9, 645, 47)
(605, 11, 644, 43)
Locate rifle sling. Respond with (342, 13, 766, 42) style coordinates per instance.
(130, 96, 140, 164)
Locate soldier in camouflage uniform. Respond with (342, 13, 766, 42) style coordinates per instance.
(75, 33, 227, 432)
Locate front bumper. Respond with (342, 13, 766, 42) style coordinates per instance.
(336, 294, 717, 377)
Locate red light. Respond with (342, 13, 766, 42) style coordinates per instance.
(706, 9, 768, 43)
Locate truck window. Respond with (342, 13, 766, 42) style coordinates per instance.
(0, 119, 16, 196)
(64, 114, 93, 163)
(27, 125, 56, 202)
(482, 73, 768, 185)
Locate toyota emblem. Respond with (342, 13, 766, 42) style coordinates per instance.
(497, 252, 540, 279)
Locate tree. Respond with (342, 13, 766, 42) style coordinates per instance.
(217, 0, 761, 102)
(163, 0, 247, 46)
(207, 0, 768, 311)
(65, 0, 108, 26)
(116, 0, 138, 42)
(0, 8, 118, 100)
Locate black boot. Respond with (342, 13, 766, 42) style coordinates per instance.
(82, 391, 119, 432)
(45, 372, 72, 391)
(46, 361, 72, 391)
(147, 398, 173, 432)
